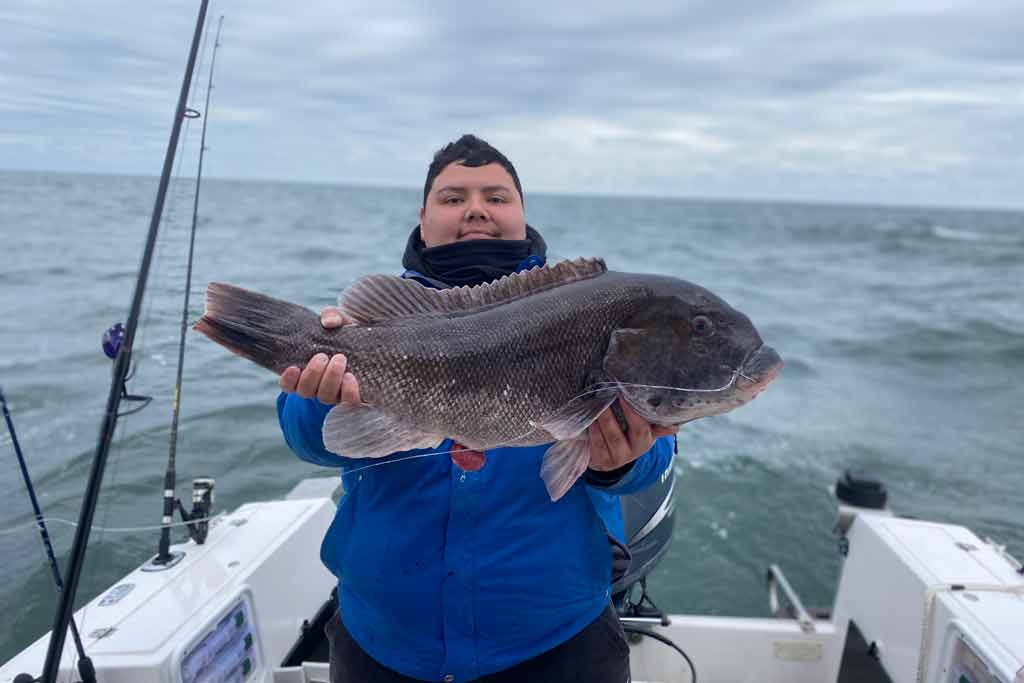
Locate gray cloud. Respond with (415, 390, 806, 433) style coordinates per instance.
(2, 0, 1023, 209)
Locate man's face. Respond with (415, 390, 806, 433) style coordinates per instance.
(419, 162, 526, 247)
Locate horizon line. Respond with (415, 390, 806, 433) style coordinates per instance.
(2, 165, 1021, 216)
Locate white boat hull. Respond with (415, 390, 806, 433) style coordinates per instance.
(3, 478, 1022, 683)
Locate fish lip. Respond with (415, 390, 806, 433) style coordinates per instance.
(737, 345, 783, 391)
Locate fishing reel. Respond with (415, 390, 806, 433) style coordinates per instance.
(177, 477, 215, 545)
(102, 322, 126, 359)
(148, 478, 216, 570)
(103, 322, 153, 416)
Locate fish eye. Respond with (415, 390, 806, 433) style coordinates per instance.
(692, 315, 714, 337)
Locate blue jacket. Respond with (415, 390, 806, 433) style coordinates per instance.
(277, 270, 674, 682)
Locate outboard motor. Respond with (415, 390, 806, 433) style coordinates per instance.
(612, 463, 676, 613)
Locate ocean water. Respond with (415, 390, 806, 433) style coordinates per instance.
(1, 169, 1022, 663)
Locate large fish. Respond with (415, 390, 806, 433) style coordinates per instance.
(194, 258, 782, 500)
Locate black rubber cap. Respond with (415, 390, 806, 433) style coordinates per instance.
(836, 469, 888, 509)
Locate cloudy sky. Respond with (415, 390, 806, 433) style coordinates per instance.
(4, 0, 1023, 209)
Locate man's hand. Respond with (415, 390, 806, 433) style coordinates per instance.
(278, 306, 362, 405)
(588, 399, 679, 471)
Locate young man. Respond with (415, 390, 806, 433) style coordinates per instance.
(277, 134, 677, 683)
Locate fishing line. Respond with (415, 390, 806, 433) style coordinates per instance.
(0, 513, 228, 538)
(340, 449, 456, 476)
(337, 440, 586, 478)
(333, 371, 738, 477)
(5, 362, 728, 524)
(586, 373, 744, 395)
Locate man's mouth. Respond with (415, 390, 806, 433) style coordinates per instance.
(460, 231, 498, 240)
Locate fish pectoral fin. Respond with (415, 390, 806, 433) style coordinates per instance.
(322, 404, 442, 457)
(540, 436, 592, 502)
(539, 391, 617, 440)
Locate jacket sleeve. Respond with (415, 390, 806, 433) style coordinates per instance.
(276, 392, 352, 467)
(585, 435, 675, 496)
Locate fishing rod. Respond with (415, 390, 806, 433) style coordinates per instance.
(40, 1, 212, 680)
(153, 13, 225, 568)
(1, 388, 95, 683)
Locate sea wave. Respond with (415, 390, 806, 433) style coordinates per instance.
(931, 224, 1023, 245)
(829, 317, 1024, 364)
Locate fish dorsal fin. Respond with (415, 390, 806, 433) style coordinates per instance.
(338, 257, 607, 324)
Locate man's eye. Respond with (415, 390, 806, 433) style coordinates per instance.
(444, 197, 463, 205)
(488, 196, 506, 204)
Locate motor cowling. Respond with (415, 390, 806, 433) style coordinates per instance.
(612, 464, 676, 598)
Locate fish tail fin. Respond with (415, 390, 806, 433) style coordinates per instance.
(194, 282, 317, 374)
(540, 436, 592, 501)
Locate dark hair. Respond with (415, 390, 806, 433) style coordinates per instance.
(423, 134, 523, 206)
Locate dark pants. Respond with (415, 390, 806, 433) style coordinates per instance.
(326, 604, 630, 683)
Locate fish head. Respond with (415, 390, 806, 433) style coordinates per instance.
(603, 280, 782, 425)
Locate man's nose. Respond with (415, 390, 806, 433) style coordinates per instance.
(464, 195, 490, 222)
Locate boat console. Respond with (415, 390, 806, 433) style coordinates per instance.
(0, 480, 339, 683)
(832, 498, 1024, 683)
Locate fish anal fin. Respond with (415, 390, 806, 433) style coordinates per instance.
(323, 404, 442, 457)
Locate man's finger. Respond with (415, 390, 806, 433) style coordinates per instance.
(279, 366, 300, 393)
(296, 353, 329, 398)
(588, 422, 612, 471)
(596, 409, 629, 459)
(321, 306, 353, 328)
(619, 399, 652, 453)
(340, 372, 361, 405)
(317, 354, 348, 404)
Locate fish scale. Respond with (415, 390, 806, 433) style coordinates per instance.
(328, 281, 642, 446)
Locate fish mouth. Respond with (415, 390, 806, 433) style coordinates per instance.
(736, 345, 783, 395)
(613, 345, 782, 425)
